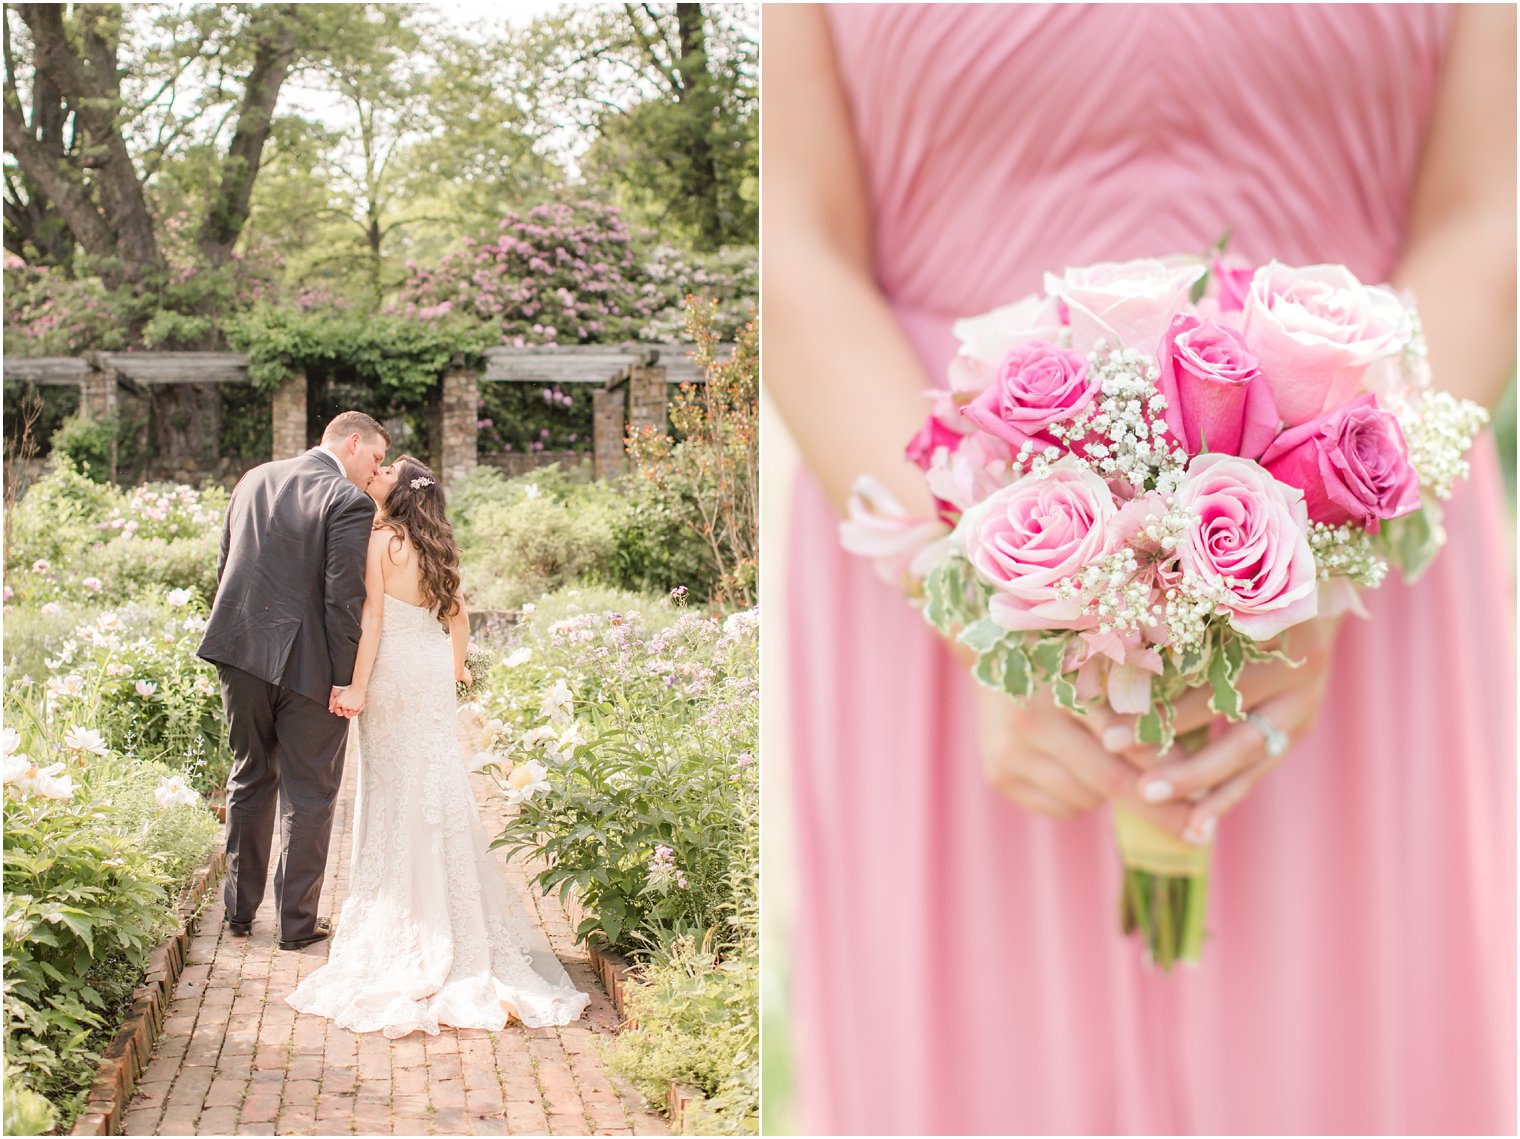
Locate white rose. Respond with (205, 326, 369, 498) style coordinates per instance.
(951, 293, 1066, 364)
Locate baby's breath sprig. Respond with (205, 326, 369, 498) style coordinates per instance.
(1053, 548, 1157, 637)
(1012, 345, 1188, 495)
(1161, 572, 1237, 655)
(1400, 390, 1488, 501)
(1307, 522, 1387, 588)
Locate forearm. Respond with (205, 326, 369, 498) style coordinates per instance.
(765, 234, 941, 519)
(1392, 208, 1516, 410)
(448, 606, 469, 680)
(347, 611, 383, 692)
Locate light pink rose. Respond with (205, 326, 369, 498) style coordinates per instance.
(1044, 257, 1206, 358)
(1240, 262, 1412, 427)
(923, 433, 1014, 521)
(961, 460, 1116, 631)
(951, 293, 1066, 363)
(961, 341, 1097, 453)
(1211, 256, 1256, 314)
(1176, 454, 1318, 640)
(1156, 315, 1279, 459)
(1259, 393, 1420, 531)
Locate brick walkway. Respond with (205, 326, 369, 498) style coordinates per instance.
(121, 756, 669, 1137)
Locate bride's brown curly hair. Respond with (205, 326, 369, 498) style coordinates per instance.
(377, 455, 461, 629)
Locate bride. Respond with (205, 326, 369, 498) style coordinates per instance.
(287, 455, 589, 1037)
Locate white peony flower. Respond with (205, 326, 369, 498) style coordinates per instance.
(154, 774, 200, 809)
(31, 559, 49, 573)
(46, 674, 85, 699)
(166, 588, 193, 607)
(14, 762, 76, 800)
(194, 676, 217, 697)
(504, 648, 532, 668)
(503, 760, 551, 806)
(520, 725, 559, 750)
(539, 679, 574, 726)
(82, 577, 103, 592)
(135, 680, 157, 698)
(39, 602, 60, 615)
(3, 751, 33, 786)
(521, 602, 536, 616)
(2, 728, 20, 758)
(63, 726, 109, 756)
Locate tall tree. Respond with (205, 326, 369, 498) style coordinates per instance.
(2, 3, 303, 288)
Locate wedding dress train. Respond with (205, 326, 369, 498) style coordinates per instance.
(287, 593, 589, 1037)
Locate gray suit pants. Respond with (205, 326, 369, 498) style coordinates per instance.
(217, 665, 348, 941)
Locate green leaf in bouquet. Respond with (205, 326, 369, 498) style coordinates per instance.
(958, 616, 1007, 656)
(1379, 500, 1445, 584)
(1206, 632, 1247, 720)
(1029, 636, 1065, 679)
(1001, 647, 1034, 699)
(1053, 672, 1081, 713)
(1176, 641, 1210, 680)
(923, 560, 957, 634)
(1135, 696, 1177, 750)
(972, 649, 1006, 691)
(1189, 269, 1211, 306)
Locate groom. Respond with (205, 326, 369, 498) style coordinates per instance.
(197, 410, 387, 951)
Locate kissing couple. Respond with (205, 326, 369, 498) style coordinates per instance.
(196, 410, 588, 1037)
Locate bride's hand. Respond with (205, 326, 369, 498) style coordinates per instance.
(1078, 617, 1341, 839)
(333, 685, 367, 717)
(456, 666, 472, 687)
(976, 683, 1198, 840)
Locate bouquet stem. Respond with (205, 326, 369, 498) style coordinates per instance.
(1113, 805, 1211, 970)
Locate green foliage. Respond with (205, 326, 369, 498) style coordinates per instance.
(610, 934, 759, 1134)
(626, 299, 758, 609)
(487, 591, 757, 956)
(3, 706, 219, 1131)
(49, 414, 119, 484)
(3, 1060, 57, 1136)
(224, 302, 494, 399)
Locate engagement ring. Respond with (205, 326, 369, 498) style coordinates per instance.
(1246, 711, 1290, 758)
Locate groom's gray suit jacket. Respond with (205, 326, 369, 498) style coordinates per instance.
(197, 449, 375, 704)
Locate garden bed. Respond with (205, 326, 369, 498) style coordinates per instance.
(67, 845, 225, 1137)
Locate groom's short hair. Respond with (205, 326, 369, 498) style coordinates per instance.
(321, 410, 390, 447)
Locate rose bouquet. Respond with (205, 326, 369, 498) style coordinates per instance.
(843, 250, 1488, 968)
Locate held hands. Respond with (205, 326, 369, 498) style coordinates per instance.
(977, 617, 1341, 843)
(330, 684, 367, 719)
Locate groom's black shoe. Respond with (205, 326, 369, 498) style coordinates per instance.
(226, 918, 252, 937)
(278, 916, 331, 952)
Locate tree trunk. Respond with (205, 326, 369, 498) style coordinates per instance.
(674, 3, 723, 250)
(197, 5, 301, 265)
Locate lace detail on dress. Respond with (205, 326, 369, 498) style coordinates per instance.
(287, 594, 589, 1037)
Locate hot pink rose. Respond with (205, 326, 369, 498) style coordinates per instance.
(961, 460, 1115, 631)
(1156, 315, 1280, 459)
(1045, 257, 1205, 358)
(905, 413, 965, 473)
(961, 341, 1097, 453)
(1176, 454, 1318, 640)
(1259, 393, 1420, 530)
(1241, 262, 1412, 427)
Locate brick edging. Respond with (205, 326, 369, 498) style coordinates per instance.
(68, 844, 227, 1136)
(564, 892, 712, 1131)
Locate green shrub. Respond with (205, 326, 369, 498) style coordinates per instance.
(3, 1060, 57, 1136)
(487, 590, 757, 953)
(460, 489, 617, 611)
(3, 702, 220, 1131)
(50, 414, 121, 484)
(610, 937, 759, 1135)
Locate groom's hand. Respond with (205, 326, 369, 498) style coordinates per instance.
(332, 685, 367, 717)
(329, 686, 345, 716)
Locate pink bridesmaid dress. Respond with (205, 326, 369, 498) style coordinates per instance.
(784, 5, 1515, 1134)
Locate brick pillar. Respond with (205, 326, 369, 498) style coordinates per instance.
(627, 363, 668, 436)
(271, 369, 308, 459)
(593, 380, 628, 480)
(439, 363, 478, 486)
(80, 364, 119, 481)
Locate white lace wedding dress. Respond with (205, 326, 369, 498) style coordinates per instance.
(286, 593, 589, 1037)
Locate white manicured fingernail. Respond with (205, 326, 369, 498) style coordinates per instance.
(1103, 726, 1131, 751)
(1183, 816, 1217, 846)
(1141, 779, 1173, 804)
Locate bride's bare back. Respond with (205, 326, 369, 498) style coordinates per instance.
(373, 524, 429, 609)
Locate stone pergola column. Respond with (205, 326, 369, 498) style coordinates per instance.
(80, 360, 119, 481)
(627, 362, 669, 436)
(438, 359, 479, 486)
(271, 368, 308, 459)
(593, 376, 629, 479)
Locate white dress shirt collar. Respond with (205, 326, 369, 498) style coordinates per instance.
(310, 445, 345, 476)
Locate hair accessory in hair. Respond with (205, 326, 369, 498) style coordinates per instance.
(410, 476, 435, 490)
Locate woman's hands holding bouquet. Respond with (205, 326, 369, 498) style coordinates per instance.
(979, 616, 1340, 843)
